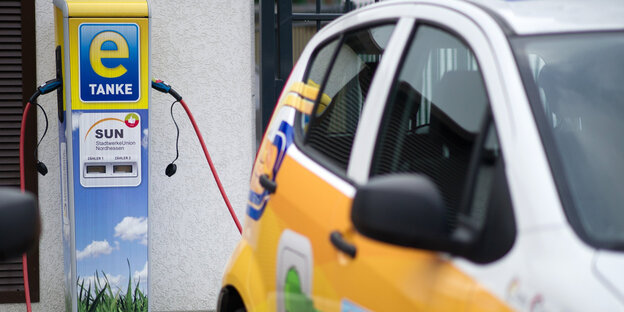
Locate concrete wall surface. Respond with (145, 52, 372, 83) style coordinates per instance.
(2, 0, 254, 311)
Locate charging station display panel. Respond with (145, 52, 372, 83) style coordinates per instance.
(79, 24, 141, 103)
(79, 112, 142, 187)
(66, 16, 150, 310)
(69, 18, 149, 110)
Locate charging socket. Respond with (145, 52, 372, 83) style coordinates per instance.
(83, 162, 138, 179)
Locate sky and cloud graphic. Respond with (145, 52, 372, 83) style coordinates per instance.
(76, 240, 117, 260)
(72, 109, 149, 295)
(115, 216, 148, 245)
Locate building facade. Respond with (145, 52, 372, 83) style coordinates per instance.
(1, 0, 254, 311)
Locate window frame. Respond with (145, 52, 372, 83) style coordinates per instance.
(367, 21, 514, 249)
(292, 19, 399, 183)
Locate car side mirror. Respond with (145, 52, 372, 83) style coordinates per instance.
(351, 174, 461, 253)
(0, 188, 40, 260)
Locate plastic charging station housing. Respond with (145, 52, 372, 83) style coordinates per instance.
(53, 1, 151, 311)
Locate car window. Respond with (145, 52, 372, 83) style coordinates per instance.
(513, 33, 624, 248)
(370, 25, 490, 230)
(301, 23, 395, 173)
(306, 39, 341, 95)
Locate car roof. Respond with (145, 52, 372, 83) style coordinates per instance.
(357, 0, 624, 36)
(467, 0, 624, 35)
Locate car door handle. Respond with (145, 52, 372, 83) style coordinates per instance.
(259, 174, 277, 194)
(330, 231, 356, 258)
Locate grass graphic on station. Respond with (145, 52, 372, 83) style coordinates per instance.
(77, 260, 147, 312)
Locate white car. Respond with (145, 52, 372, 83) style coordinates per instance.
(220, 0, 624, 311)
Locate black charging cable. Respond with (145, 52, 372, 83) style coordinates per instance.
(152, 79, 182, 177)
(166, 100, 181, 177)
(28, 79, 61, 176)
(34, 103, 49, 175)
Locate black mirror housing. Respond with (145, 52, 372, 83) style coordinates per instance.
(0, 188, 40, 260)
(351, 175, 457, 253)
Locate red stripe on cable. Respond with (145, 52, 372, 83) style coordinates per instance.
(19, 101, 33, 312)
(179, 99, 242, 234)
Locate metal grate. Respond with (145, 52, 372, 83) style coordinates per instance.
(0, 0, 23, 187)
(258, 0, 380, 136)
(0, 0, 39, 304)
(0, 258, 24, 292)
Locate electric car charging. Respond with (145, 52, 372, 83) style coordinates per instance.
(7, 0, 624, 311)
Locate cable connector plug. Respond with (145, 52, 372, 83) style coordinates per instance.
(151, 79, 171, 93)
(152, 79, 182, 102)
(36, 161, 48, 176)
(38, 79, 62, 95)
(29, 79, 62, 103)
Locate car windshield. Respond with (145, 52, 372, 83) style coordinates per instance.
(513, 33, 624, 249)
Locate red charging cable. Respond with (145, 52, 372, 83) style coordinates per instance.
(154, 79, 242, 234)
(178, 99, 242, 234)
(17, 79, 59, 312)
(19, 101, 33, 312)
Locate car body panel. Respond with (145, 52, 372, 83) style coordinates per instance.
(469, 0, 624, 35)
(222, 0, 624, 311)
(237, 98, 512, 310)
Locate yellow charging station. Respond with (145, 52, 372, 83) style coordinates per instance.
(54, 1, 150, 311)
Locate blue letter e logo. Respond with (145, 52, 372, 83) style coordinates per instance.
(79, 24, 140, 103)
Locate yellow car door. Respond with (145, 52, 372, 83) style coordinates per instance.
(245, 23, 400, 311)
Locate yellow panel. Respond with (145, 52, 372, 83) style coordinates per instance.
(68, 18, 149, 110)
(55, 7, 66, 111)
(55, 8, 63, 56)
(65, 0, 148, 17)
(465, 285, 514, 312)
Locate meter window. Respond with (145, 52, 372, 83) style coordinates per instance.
(113, 165, 133, 173)
(86, 165, 106, 174)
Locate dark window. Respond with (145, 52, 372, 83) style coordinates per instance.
(371, 25, 488, 230)
(301, 24, 395, 173)
(371, 25, 515, 262)
(0, 0, 40, 304)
